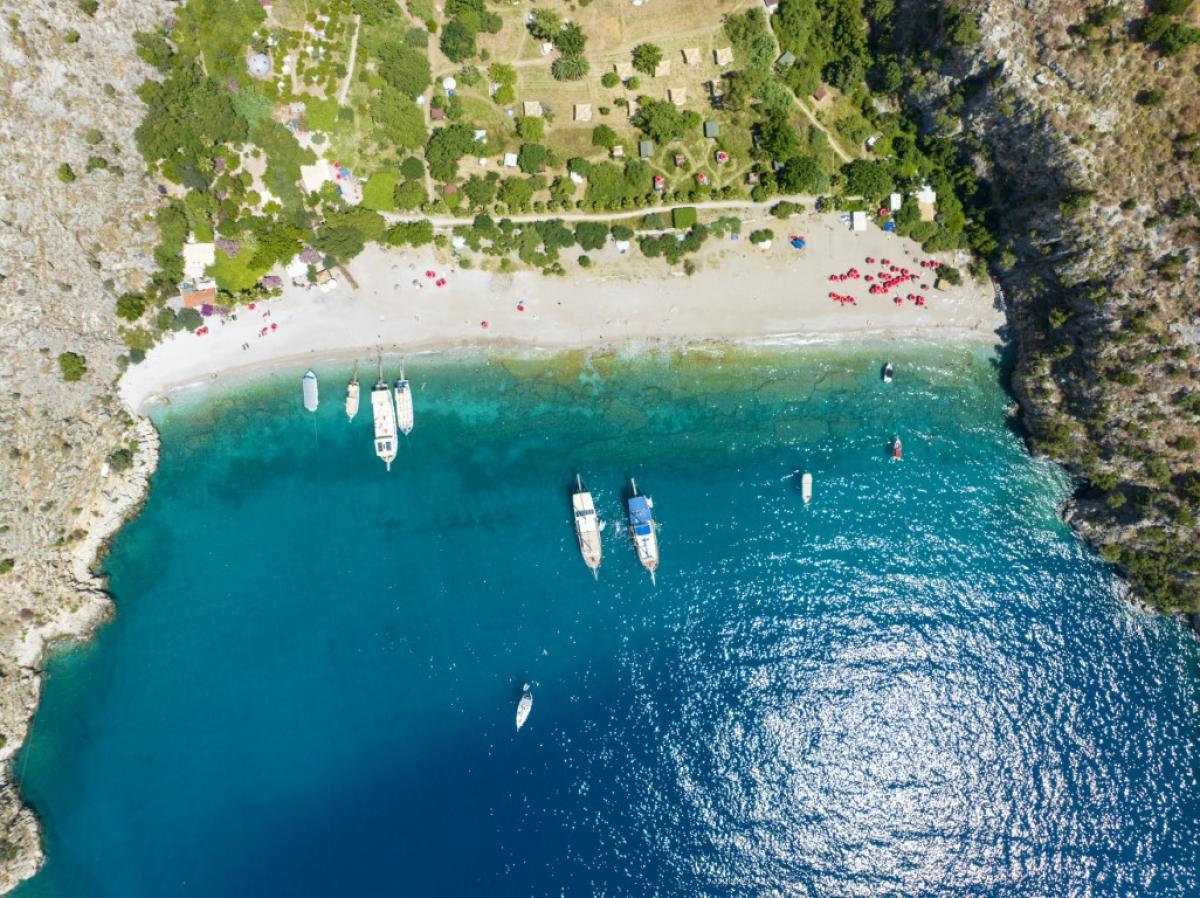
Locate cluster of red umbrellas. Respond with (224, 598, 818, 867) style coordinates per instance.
(425, 270, 448, 288)
(827, 267, 862, 283)
(258, 323, 279, 336)
(820, 255, 941, 309)
(194, 326, 210, 336)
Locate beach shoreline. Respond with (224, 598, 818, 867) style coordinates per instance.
(120, 216, 1007, 413)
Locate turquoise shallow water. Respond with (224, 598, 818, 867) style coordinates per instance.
(16, 346, 1200, 897)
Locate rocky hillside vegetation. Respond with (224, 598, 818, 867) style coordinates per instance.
(892, 0, 1200, 610)
(0, 0, 162, 888)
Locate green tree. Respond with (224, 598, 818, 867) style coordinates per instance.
(528, 8, 562, 41)
(840, 159, 894, 197)
(777, 155, 828, 193)
(426, 123, 477, 181)
(517, 143, 552, 174)
(574, 220, 608, 250)
(464, 174, 498, 207)
(554, 22, 587, 55)
(115, 292, 147, 321)
(58, 351, 87, 381)
(376, 41, 432, 97)
(440, 20, 476, 62)
(400, 156, 426, 179)
(499, 177, 534, 209)
(632, 43, 662, 75)
(393, 178, 428, 210)
(634, 100, 699, 143)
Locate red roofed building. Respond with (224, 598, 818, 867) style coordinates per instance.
(181, 286, 217, 309)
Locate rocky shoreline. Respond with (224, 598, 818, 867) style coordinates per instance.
(0, 0, 164, 888)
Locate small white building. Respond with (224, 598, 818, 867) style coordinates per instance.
(889, 192, 902, 212)
(473, 129, 487, 142)
(615, 239, 631, 254)
(851, 211, 868, 232)
(569, 171, 585, 185)
(503, 152, 519, 168)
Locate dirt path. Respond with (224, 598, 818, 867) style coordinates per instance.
(338, 15, 361, 105)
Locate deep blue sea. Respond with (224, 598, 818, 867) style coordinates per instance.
(16, 346, 1200, 898)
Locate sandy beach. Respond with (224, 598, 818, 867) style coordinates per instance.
(119, 213, 1006, 411)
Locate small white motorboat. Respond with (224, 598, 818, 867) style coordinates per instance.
(801, 471, 813, 503)
(302, 370, 319, 412)
(883, 363, 894, 383)
(345, 365, 360, 421)
(516, 684, 533, 730)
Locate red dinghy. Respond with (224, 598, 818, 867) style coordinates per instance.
(892, 436, 903, 461)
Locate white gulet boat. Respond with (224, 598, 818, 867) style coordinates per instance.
(516, 684, 533, 730)
(572, 475, 602, 578)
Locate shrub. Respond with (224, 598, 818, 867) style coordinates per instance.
(64, 30, 81, 44)
(591, 124, 617, 149)
(601, 71, 620, 88)
(551, 55, 589, 81)
(517, 116, 544, 141)
(58, 351, 87, 381)
(107, 448, 134, 472)
(771, 201, 803, 218)
(400, 156, 425, 180)
(57, 163, 76, 183)
(749, 228, 773, 244)
(938, 265, 963, 286)
(78, 0, 99, 14)
(0, 559, 12, 576)
(84, 127, 104, 145)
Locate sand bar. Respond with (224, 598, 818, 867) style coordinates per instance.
(119, 214, 1007, 411)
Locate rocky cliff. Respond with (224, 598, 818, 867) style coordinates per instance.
(0, 0, 163, 888)
(904, 0, 1200, 610)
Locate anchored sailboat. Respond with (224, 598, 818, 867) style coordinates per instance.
(371, 359, 397, 470)
(394, 368, 414, 437)
(627, 478, 659, 585)
(345, 364, 360, 421)
(572, 474, 602, 578)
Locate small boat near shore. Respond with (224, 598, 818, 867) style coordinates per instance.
(302, 370, 319, 412)
(627, 479, 659, 585)
(892, 435, 903, 461)
(883, 363, 894, 384)
(345, 366, 360, 421)
(572, 475, 602, 578)
(516, 684, 533, 730)
(371, 362, 398, 470)
(394, 369, 414, 437)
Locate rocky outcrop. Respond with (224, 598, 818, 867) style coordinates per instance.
(0, 0, 164, 890)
